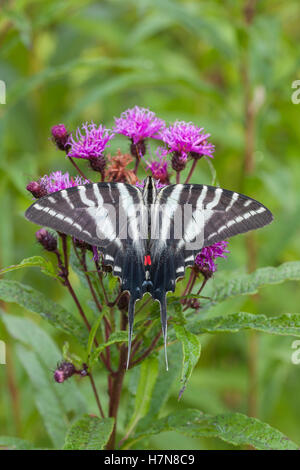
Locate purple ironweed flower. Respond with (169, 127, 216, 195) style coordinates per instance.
(146, 149, 170, 185)
(67, 122, 114, 160)
(51, 124, 70, 151)
(114, 106, 165, 159)
(41, 171, 86, 194)
(26, 180, 48, 199)
(195, 241, 229, 277)
(54, 362, 76, 383)
(36, 228, 57, 252)
(161, 121, 214, 160)
(136, 179, 166, 190)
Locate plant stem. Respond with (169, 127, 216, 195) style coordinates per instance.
(185, 159, 197, 184)
(95, 260, 111, 305)
(74, 244, 103, 314)
(54, 245, 110, 417)
(176, 171, 180, 183)
(133, 157, 140, 175)
(68, 156, 89, 181)
(106, 311, 127, 450)
(89, 373, 105, 419)
(129, 330, 162, 368)
(196, 276, 208, 296)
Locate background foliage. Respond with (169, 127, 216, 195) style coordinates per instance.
(0, 0, 300, 450)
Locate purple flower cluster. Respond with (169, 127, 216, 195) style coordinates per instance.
(114, 106, 165, 144)
(146, 149, 170, 184)
(67, 122, 114, 160)
(40, 171, 86, 194)
(195, 241, 229, 274)
(160, 121, 214, 161)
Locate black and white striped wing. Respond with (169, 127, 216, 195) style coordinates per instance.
(25, 182, 146, 296)
(150, 182, 273, 291)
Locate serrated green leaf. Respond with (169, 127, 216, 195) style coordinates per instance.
(137, 343, 182, 430)
(124, 357, 159, 440)
(174, 325, 201, 398)
(0, 280, 88, 344)
(1, 313, 86, 416)
(0, 256, 58, 279)
(126, 409, 299, 450)
(16, 345, 67, 448)
(211, 262, 300, 304)
(86, 313, 106, 362)
(187, 312, 300, 337)
(0, 436, 35, 450)
(63, 415, 114, 450)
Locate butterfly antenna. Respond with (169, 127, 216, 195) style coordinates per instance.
(160, 295, 169, 371)
(126, 296, 135, 370)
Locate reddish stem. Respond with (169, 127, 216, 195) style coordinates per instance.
(185, 159, 197, 184)
(68, 156, 89, 181)
(89, 373, 105, 419)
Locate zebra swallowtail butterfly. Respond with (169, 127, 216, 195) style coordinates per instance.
(25, 177, 273, 369)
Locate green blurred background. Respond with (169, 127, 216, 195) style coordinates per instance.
(0, 0, 300, 449)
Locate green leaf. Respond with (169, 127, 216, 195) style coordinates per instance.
(0, 280, 88, 344)
(188, 312, 300, 337)
(16, 345, 67, 448)
(126, 409, 299, 450)
(124, 357, 159, 440)
(0, 436, 35, 450)
(86, 313, 105, 362)
(174, 325, 201, 398)
(90, 331, 129, 366)
(0, 256, 58, 279)
(63, 415, 114, 450)
(211, 262, 300, 304)
(137, 343, 182, 429)
(1, 313, 86, 416)
(149, 0, 237, 58)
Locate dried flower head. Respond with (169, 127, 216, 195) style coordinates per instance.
(105, 150, 138, 184)
(161, 121, 214, 160)
(67, 122, 114, 160)
(114, 106, 165, 145)
(51, 124, 70, 151)
(195, 241, 229, 277)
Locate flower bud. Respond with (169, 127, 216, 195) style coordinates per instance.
(54, 361, 76, 383)
(36, 228, 57, 252)
(26, 181, 47, 199)
(51, 124, 70, 151)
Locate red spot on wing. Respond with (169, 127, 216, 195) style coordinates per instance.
(144, 255, 152, 266)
